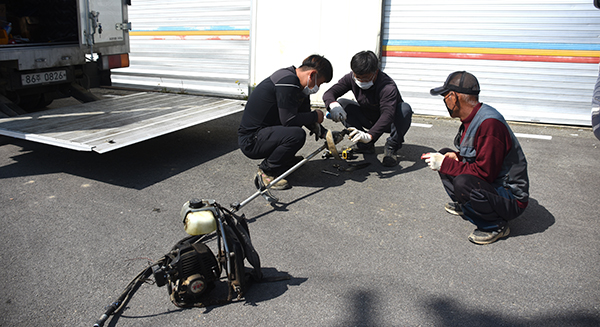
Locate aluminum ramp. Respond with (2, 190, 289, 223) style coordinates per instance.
(0, 92, 245, 153)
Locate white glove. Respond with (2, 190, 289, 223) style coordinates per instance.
(348, 127, 373, 144)
(328, 102, 347, 122)
(421, 152, 444, 171)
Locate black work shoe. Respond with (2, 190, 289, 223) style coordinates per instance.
(350, 143, 375, 154)
(468, 225, 510, 245)
(256, 169, 290, 190)
(444, 202, 463, 216)
(382, 145, 398, 167)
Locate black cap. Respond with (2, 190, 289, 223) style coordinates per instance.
(430, 71, 480, 96)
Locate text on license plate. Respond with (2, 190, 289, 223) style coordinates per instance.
(21, 70, 67, 86)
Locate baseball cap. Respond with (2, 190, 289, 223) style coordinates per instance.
(430, 71, 480, 96)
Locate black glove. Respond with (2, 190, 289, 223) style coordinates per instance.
(308, 123, 327, 142)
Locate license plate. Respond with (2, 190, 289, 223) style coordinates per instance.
(21, 70, 67, 86)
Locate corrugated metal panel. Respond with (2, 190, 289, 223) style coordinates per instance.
(382, 0, 600, 126)
(111, 0, 251, 98)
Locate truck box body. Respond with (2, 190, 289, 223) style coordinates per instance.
(0, 0, 248, 154)
(0, 0, 130, 111)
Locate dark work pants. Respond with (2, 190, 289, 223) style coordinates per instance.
(239, 126, 306, 175)
(438, 148, 525, 231)
(338, 98, 413, 150)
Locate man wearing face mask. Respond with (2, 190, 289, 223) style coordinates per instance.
(238, 54, 333, 190)
(422, 71, 529, 245)
(322, 50, 412, 167)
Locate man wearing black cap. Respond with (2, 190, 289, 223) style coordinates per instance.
(422, 71, 530, 245)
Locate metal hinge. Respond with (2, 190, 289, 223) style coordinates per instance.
(115, 22, 132, 31)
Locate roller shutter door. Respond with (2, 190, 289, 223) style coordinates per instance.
(382, 0, 600, 126)
(112, 0, 251, 98)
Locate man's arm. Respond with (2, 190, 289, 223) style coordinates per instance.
(274, 76, 319, 127)
(322, 73, 353, 108)
(440, 119, 512, 183)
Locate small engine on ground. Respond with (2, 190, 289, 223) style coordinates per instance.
(94, 199, 262, 327)
(153, 199, 261, 307)
(153, 239, 221, 305)
(94, 129, 349, 327)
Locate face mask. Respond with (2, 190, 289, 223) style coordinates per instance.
(444, 93, 459, 117)
(353, 76, 374, 89)
(303, 73, 319, 95)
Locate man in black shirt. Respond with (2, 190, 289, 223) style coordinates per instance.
(238, 54, 333, 190)
(322, 50, 412, 167)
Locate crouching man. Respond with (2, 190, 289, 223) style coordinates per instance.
(238, 54, 333, 190)
(322, 50, 412, 167)
(422, 71, 529, 245)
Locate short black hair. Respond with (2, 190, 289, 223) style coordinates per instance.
(350, 50, 379, 75)
(299, 54, 333, 83)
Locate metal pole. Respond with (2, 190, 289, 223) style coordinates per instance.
(234, 143, 327, 211)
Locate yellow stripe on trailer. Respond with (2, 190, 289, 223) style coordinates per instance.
(131, 30, 250, 37)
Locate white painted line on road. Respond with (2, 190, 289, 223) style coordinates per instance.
(411, 123, 433, 128)
(409, 123, 550, 139)
(514, 133, 552, 140)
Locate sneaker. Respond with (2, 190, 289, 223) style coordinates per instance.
(382, 145, 398, 167)
(468, 225, 510, 245)
(350, 143, 375, 154)
(256, 169, 290, 190)
(444, 202, 463, 216)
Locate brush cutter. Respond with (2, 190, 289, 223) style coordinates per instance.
(231, 128, 349, 211)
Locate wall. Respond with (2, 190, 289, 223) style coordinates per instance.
(251, 0, 384, 105)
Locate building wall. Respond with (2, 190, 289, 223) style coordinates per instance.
(250, 0, 383, 104)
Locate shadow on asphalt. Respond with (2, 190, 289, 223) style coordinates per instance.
(424, 296, 600, 326)
(243, 143, 438, 221)
(333, 289, 385, 327)
(286, 143, 437, 188)
(510, 198, 555, 237)
(242, 267, 308, 306)
(106, 267, 303, 326)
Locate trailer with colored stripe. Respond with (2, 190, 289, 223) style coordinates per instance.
(2, 0, 599, 153)
(381, 0, 600, 126)
(112, 0, 600, 127)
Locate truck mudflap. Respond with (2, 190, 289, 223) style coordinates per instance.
(0, 92, 245, 153)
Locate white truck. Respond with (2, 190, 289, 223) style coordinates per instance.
(0, 0, 244, 153)
(0, 0, 131, 115)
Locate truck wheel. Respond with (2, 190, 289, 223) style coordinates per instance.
(19, 94, 53, 112)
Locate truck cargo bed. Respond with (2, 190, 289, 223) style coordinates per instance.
(0, 92, 245, 153)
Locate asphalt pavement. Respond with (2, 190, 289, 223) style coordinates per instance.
(0, 90, 599, 327)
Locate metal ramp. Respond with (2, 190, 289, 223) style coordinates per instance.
(0, 92, 245, 153)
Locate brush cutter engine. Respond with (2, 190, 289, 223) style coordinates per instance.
(149, 199, 261, 308)
(152, 240, 221, 305)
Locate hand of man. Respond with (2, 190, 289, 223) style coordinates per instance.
(348, 127, 372, 143)
(315, 109, 324, 124)
(328, 102, 347, 122)
(444, 152, 459, 161)
(421, 152, 444, 171)
(308, 123, 326, 141)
